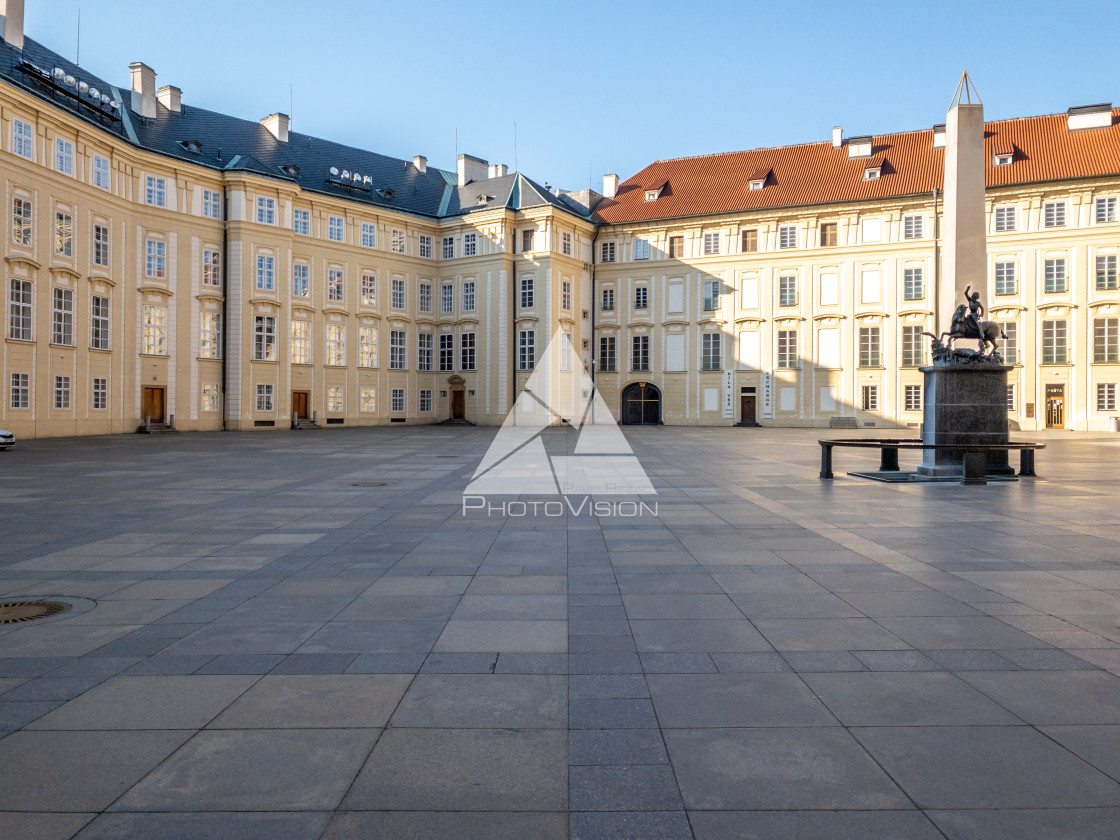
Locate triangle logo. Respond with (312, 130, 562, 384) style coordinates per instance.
(465, 328, 656, 497)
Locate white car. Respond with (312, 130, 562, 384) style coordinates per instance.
(0, 428, 13, 450)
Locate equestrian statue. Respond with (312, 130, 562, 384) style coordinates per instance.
(925, 286, 1005, 365)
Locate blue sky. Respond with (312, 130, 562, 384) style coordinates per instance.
(23, 0, 1120, 189)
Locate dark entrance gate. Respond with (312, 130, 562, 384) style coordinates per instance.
(621, 382, 661, 425)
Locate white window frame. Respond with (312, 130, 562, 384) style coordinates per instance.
(1043, 201, 1066, 228)
(391, 229, 406, 254)
(561, 232, 572, 256)
(12, 197, 32, 246)
(9, 279, 33, 341)
(202, 383, 220, 412)
(601, 241, 616, 263)
(199, 311, 222, 360)
(361, 273, 377, 306)
(55, 137, 74, 175)
(361, 222, 377, 248)
(441, 283, 454, 314)
(93, 224, 110, 268)
(12, 118, 33, 159)
(253, 315, 276, 361)
(327, 268, 344, 302)
(442, 236, 455, 260)
(145, 239, 166, 279)
(326, 324, 346, 366)
(519, 329, 536, 370)
(994, 205, 1017, 232)
(360, 386, 377, 413)
(292, 263, 309, 297)
(256, 384, 274, 412)
(290, 319, 310, 365)
(292, 208, 310, 236)
(255, 254, 275, 291)
(391, 388, 405, 413)
(1096, 196, 1118, 224)
(327, 386, 343, 413)
(417, 333, 433, 372)
(202, 189, 221, 219)
(328, 215, 345, 242)
(418, 234, 433, 259)
(462, 281, 476, 312)
(778, 225, 797, 249)
(903, 214, 924, 239)
(143, 304, 168, 355)
(51, 287, 74, 346)
(146, 176, 167, 208)
(11, 372, 30, 408)
(90, 295, 110, 351)
(92, 377, 108, 410)
(463, 232, 478, 257)
(389, 330, 407, 370)
(702, 232, 720, 255)
(202, 248, 221, 287)
(54, 375, 71, 409)
(634, 239, 650, 260)
(93, 155, 110, 190)
(439, 333, 455, 372)
(461, 332, 476, 371)
(391, 278, 406, 309)
(55, 211, 72, 257)
(520, 277, 534, 309)
(419, 389, 433, 413)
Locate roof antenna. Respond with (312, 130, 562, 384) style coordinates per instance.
(75, 8, 80, 65)
(514, 122, 518, 173)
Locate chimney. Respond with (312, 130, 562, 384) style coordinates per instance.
(129, 61, 156, 119)
(260, 113, 289, 142)
(831, 126, 842, 148)
(603, 174, 619, 199)
(0, 0, 25, 51)
(932, 124, 946, 149)
(157, 85, 181, 114)
(457, 154, 488, 187)
(1068, 103, 1112, 131)
(846, 136, 872, 159)
(487, 163, 508, 179)
(412, 155, 427, 173)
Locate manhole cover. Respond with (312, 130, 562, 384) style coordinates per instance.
(0, 601, 72, 624)
(351, 482, 387, 487)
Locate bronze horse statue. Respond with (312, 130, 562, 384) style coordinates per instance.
(940, 303, 1005, 357)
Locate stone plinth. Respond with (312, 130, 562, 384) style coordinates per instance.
(917, 364, 1014, 477)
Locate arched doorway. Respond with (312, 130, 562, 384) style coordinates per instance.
(621, 382, 661, 425)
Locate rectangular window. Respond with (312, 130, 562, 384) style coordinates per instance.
(10, 372, 29, 409)
(202, 383, 220, 412)
(1007, 384, 1015, 412)
(361, 222, 377, 248)
(146, 176, 167, 208)
(199, 311, 222, 359)
(202, 248, 220, 286)
(1096, 196, 1118, 224)
(418, 234, 433, 258)
(1095, 318, 1119, 363)
(438, 333, 454, 371)
(9, 279, 32, 340)
(902, 267, 924, 300)
(391, 229, 406, 253)
(1096, 255, 1118, 291)
(1044, 201, 1066, 228)
(464, 232, 479, 256)
(54, 375, 70, 409)
(599, 241, 616, 263)
(143, 305, 167, 355)
(360, 387, 376, 413)
(327, 268, 344, 302)
(146, 239, 166, 279)
(419, 282, 432, 313)
(292, 264, 309, 297)
(55, 137, 73, 175)
(702, 333, 722, 370)
(904, 384, 922, 411)
(1098, 384, 1117, 412)
(861, 385, 878, 411)
(703, 280, 721, 311)
(522, 229, 535, 253)
(327, 386, 344, 413)
(561, 232, 571, 256)
(631, 335, 650, 371)
(1001, 322, 1018, 365)
(51, 287, 73, 346)
(290, 319, 310, 365)
(994, 205, 1017, 231)
(599, 336, 616, 372)
(462, 281, 476, 312)
(1044, 258, 1067, 293)
(255, 197, 275, 224)
(520, 277, 534, 309)
(360, 273, 376, 306)
(326, 324, 346, 366)
(777, 330, 798, 369)
(202, 189, 221, 219)
(1042, 320, 1068, 364)
(441, 284, 454, 314)
(55, 211, 72, 256)
(562, 280, 572, 311)
(391, 278, 405, 309)
(328, 216, 345, 242)
(391, 388, 404, 413)
(519, 330, 536, 370)
(92, 155, 111, 190)
(669, 235, 685, 258)
(779, 225, 797, 249)
(995, 261, 1016, 295)
(292, 208, 310, 235)
(820, 222, 838, 247)
(635, 287, 648, 310)
(634, 239, 650, 260)
(602, 288, 615, 311)
(92, 377, 107, 410)
(738, 229, 758, 254)
(390, 330, 406, 369)
(702, 232, 720, 255)
(779, 274, 798, 307)
(12, 197, 31, 246)
(419, 389, 433, 413)
(859, 326, 881, 367)
(902, 325, 924, 367)
(442, 236, 455, 260)
(253, 315, 276, 361)
(256, 255, 275, 291)
(12, 118, 32, 159)
(93, 224, 110, 268)
(903, 214, 924, 239)
(461, 332, 476, 371)
(90, 295, 110, 350)
(417, 333, 433, 371)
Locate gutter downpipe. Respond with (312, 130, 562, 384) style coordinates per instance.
(590, 222, 601, 420)
(221, 185, 230, 431)
(511, 233, 517, 424)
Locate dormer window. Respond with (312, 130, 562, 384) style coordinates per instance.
(645, 190, 658, 201)
(992, 143, 1014, 167)
(282, 164, 300, 178)
(178, 139, 202, 154)
(747, 167, 771, 191)
(994, 154, 1012, 167)
(863, 166, 881, 181)
(847, 135, 873, 158)
(644, 180, 668, 202)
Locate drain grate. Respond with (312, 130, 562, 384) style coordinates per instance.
(0, 601, 71, 624)
(351, 482, 387, 487)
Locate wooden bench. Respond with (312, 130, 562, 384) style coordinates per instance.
(818, 438, 1045, 484)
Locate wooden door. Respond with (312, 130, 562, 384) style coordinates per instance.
(292, 391, 309, 419)
(740, 395, 756, 425)
(142, 387, 165, 423)
(1045, 384, 1065, 428)
(451, 390, 465, 419)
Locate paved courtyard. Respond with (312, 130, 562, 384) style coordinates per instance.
(1, 425, 1120, 839)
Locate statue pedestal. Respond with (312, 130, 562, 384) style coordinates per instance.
(917, 364, 1015, 477)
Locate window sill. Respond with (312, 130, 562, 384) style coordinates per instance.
(139, 353, 169, 358)
(250, 359, 278, 364)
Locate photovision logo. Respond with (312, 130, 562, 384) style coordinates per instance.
(463, 328, 658, 518)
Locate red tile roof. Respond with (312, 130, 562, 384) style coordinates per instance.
(593, 109, 1120, 225)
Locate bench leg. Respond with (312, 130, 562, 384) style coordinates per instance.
(820, 444, 834, 480)
(961, 451, 987, 485)
(879, 446, 900, 472)
(1019, 448, 1036, 477)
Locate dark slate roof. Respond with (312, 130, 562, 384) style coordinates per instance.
(0, 35, 590, 221)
